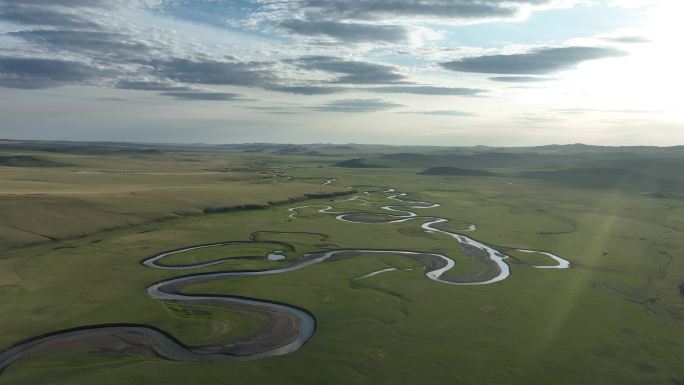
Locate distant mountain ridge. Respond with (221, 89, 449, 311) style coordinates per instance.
(419, 167, 495, 177)
(0, 156, 64, 167)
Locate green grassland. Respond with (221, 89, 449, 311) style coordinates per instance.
(0, 146, 351, 251)
(2, 141, 684, 384)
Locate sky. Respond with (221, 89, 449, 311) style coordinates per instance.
(0, 0, 682, 146)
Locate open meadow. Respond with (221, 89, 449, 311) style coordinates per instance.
(2, 142, 684, 384)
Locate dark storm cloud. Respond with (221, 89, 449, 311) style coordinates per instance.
(296, 0, 551, 21)
(370, 86, 484, 96)
(488, 76, 555, 83)
(160, 92, 245, 101)
(279, 20, 409, 43)
(294, 56, 406, 84)
(311, 98, 403, 112)
(0, 56, 103, 89)
(442, 46, 627, 75)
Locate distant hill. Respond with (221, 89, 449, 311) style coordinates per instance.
(376, 150, 684, 170)
(376, 152, 582, 169)
(334, 158, 386, 168)
(419, 167, 495, 177)
(0, 141, 166, 155)
(0, 156, 63, 167)
(519, 168, 678, 191)
(276, 145, 311, 155)
(336, 151, 684, 171)
(383, 153, 430, 163)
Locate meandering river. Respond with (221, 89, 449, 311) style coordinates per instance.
(0, 187, 569, 374)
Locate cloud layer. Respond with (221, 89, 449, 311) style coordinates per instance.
(279, 20, 409, 43)
(0, 0, 659, 145)
(293, 56, 406, 84)
(312, 98, 403, 112)
(0, 56, 103, 89)
(442, 46, 627, 74)
(288, 0, 554, 21)
(0, 0, 631, 99)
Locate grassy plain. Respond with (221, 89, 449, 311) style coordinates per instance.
(1, 142, 684, 384)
